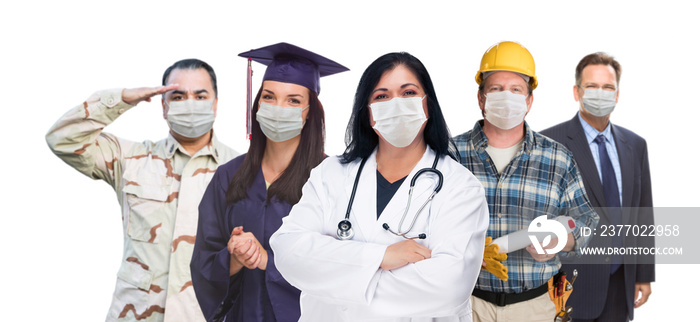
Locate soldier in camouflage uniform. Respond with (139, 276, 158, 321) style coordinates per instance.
(46, 59, 238, 322)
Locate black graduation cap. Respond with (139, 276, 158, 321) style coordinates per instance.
(238, 42, 349, 94)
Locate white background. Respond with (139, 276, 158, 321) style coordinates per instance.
(2, 0, 698, 320)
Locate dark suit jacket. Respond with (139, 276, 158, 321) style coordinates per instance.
(541, 114, 654, 320)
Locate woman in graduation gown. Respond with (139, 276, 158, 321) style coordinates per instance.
(190, 43, 348, 322)
(270, 52, 490, 321)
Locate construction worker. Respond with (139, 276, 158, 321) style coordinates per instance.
(452, 41, 599, 322)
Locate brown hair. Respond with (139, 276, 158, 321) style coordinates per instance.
(477, 72, 534, 98)
(226, 87, 325, 205)
(575, 52, 622, 86)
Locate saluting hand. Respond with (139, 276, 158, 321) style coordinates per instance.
(121, 84, 179, 106)
(380, 239, 431, 271)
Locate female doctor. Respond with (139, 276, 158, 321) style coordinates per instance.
(270, 52, 490, 321)
(190, 43, 348, 322)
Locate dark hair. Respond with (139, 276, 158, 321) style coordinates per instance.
(162, 59, 218, 97)
(341, 52, 457, 163)
(226, 87, 325, 205)
(575, 52, 622, 87)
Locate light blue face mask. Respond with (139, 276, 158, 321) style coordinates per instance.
(369, 96, 427, 148)
(166, 99, 216, 138)
(256, 102, 309, 142)
(581, 88, 617, 117)
(484, 91, 528, 130)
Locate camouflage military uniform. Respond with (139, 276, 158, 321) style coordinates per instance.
(46, 89, 238, 322)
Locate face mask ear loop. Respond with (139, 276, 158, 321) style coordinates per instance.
(164, 100, 172, 119)
(299, 105, 309, 125)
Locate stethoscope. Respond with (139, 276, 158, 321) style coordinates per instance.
(337, 154, 443, 240)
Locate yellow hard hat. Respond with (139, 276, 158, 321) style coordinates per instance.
(475, 41, 538, 89)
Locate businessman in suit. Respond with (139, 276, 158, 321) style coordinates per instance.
(541, 52, 654, 321)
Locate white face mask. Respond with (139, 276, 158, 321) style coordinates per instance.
(581, 88, 617, 117)
(166, 99, 215, 138)
(256, 102, 308, 142)
(370, 96, 427, 148)
(484, 91, 528, 130)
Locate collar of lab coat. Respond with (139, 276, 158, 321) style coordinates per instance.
(343, 145, 442, 242)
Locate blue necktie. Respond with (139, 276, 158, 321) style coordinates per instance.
(595, 135, 622, 274)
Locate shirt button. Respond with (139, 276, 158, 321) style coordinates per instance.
(497, 213, 503, 218)
(118, 108, 125, 114)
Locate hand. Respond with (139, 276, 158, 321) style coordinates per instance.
(526, 232, 576, 261)
(380, 239, 431, 271)
(634, 282, 652, 308)
(526, 236, 560, 262)
(227, 226, 268, 272)
(121, 84, 179, 106)
(482, 237, 508, 281)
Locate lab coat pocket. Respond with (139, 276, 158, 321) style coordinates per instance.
(123, 177, 173, 243)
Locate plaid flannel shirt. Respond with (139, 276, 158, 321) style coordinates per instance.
(453, 121, 598, 293)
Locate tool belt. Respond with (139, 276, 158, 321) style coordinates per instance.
(549, 269, 577, 321)
(472, 282, 549, 307)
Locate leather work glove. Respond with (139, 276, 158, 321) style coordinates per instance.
(482, 236, 508, 281)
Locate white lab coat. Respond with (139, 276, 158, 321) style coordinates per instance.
(270, 147, 489, 322)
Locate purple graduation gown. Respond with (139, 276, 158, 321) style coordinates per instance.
(191, 154, 301, 322)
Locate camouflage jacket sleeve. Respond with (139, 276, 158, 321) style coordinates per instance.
(45, 89, 136, 188)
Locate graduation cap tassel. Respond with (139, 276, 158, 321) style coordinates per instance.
(246, 57, 253, 140)
(238, 43, 349, 139)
